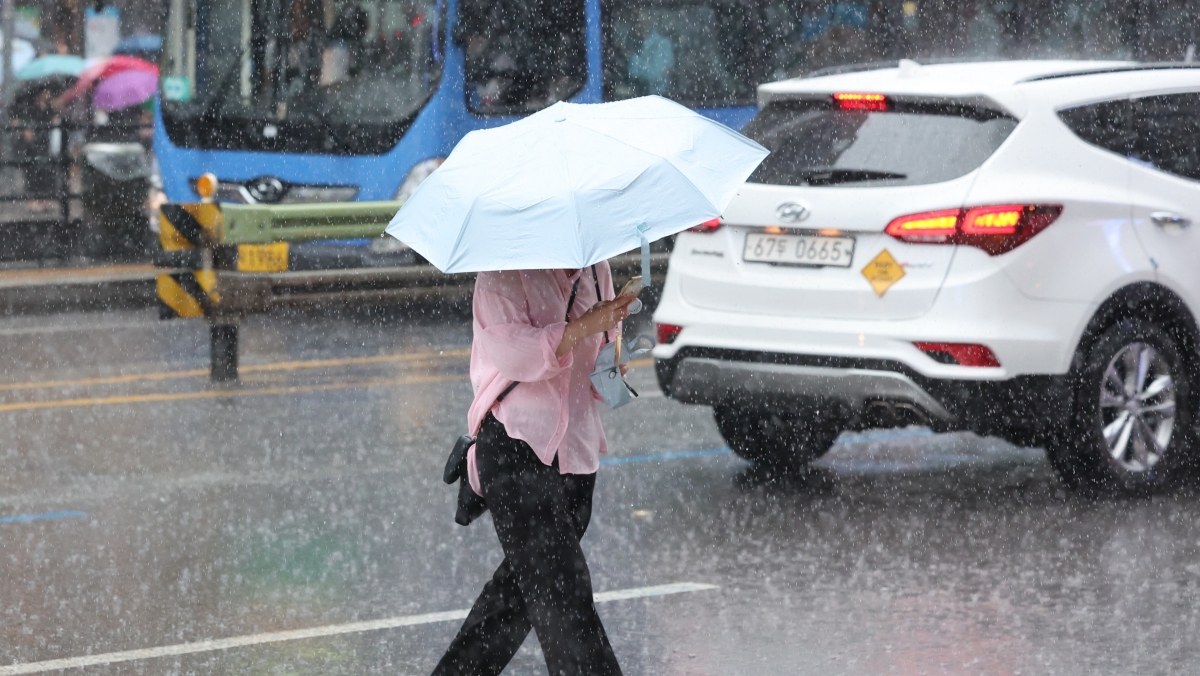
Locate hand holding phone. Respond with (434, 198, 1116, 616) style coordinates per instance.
(617, 276, 643, 300)
(617, 276, 643, 315)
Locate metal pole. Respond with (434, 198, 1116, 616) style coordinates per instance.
(1, 0, 14, 106)
(210, 323, 240, 381)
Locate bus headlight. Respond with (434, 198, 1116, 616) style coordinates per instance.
(394, 158, 445, 202)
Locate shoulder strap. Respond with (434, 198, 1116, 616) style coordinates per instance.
(565, 275, 581, 323)
(495, 274, 583, 405)
(495, 379, 519, 403)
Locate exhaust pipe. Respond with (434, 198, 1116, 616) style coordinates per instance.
(861, 400, 932, 429)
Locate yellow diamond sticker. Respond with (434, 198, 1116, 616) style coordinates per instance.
(861, 248, 905, 297)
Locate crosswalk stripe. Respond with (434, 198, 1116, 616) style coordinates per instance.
(0, 583, 717, 674)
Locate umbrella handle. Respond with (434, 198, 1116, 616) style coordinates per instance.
(638, 223, 651, 286)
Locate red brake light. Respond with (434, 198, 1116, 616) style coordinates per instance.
(961, 205, 1021, 235)
(886, 205, 1062, 255)
(687, 218, 721, 234)
(913, 342, 1001, 368)
(884, 209, 961, 241)
(656, 323, 682, 344)
(834, 92, 888, 111)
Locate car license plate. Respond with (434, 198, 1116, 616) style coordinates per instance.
(237, 242, 289, 272)
(743, 232, 856, 267)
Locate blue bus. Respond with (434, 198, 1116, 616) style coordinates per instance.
(152, 0, 806, 209)
(155, 0, 1169, 207)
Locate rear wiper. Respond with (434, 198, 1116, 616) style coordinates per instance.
(801, 168, 907, 186)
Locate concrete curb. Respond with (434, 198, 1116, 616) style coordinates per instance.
(0, 265, 162, 316)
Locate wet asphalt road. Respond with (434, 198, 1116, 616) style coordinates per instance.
(3, 304, 1200, 675)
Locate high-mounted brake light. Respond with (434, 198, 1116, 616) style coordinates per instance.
(833, 92, 888, 111)
(656, 323, 683, 344)
(687, 218, 721, 233)
(913, 342, 1001, 368)
(886, 205, 1062, 255)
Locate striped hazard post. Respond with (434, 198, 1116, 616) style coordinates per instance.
(156, 200, 240, 381)
(156, 202, 223, 319)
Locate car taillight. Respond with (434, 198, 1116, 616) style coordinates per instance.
(884, 209, 960, 240)
(833, 92, 888, 111)
(961, 205, 1021, 234)
(656, 323, 683, 344)
(885, 205, 1062, 255)
(687, 218, 721, 233)
(913, 342, 1001, 367)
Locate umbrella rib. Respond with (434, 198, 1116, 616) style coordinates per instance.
(564, 119, 684, 161)
(445, 194, 485, 272)
(652, 156, 723, 216)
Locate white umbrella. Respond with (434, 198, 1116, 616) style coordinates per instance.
(385, 96, 767, 274)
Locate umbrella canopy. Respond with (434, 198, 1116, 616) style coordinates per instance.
(16, 55, 86, 81)
(59, 55, 158, 104)
(8, 75, 76, 120)
(93, 69, 157, 110)
(386, 96, 767, 273)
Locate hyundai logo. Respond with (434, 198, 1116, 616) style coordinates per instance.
(776, 202, 810, 224)
(247, 176, 286, 203)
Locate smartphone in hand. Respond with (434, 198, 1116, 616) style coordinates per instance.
(617, 275, 643, 300)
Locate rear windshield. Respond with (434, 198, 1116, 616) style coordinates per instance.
(743, 100, 1018, 187)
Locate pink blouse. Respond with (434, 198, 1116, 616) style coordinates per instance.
(466, 264, 617, 496)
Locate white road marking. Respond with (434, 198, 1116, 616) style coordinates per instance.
(0, 582, 717, 675)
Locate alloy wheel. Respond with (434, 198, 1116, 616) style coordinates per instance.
(1098, 342, 1176, 473)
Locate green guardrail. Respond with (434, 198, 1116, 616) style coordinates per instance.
(220, 201, 405, 245)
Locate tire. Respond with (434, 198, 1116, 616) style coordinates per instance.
(714, 405, 842, 471)
(1048, 320, 1193, 495)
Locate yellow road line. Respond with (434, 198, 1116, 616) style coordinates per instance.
(244, 350, 470, 373)
(0, 350, 649, 410)
(0, 349, 472, 393)
(0, 264, 160, 283)
(0, 373, 467, 413)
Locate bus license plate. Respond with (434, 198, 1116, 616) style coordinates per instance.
(237, 242, 289, 273)
(743, 232, 856, 267)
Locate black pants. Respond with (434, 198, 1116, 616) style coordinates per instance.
(432, 415, 622, 676)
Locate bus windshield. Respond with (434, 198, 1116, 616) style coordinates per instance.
(603, 0, 766, 107)
(601, 0, 852, 107)
(160, 0, 443, 154)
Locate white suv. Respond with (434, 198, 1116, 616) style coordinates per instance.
(652, 60, 1200, 495)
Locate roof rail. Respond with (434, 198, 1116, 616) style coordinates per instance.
(803, 57, 1004, 79)
(804, 60, 900, 79)
(1020, 62, 1200, 83)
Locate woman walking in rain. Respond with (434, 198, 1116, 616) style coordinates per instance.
(432, 264, 635, 676)
(384, 94, 765, 676)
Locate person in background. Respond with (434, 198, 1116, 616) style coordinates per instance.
(9, 80, 66, 205)
(628, 15, 675, 97)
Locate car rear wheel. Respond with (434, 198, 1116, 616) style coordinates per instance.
(713, 405, 841, 471)
(1049, 321, 1193, 495)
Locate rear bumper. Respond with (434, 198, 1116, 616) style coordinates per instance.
(656, 347, 1072, 439)
(670, 357, 955, 422)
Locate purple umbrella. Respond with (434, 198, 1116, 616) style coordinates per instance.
(92, 69, 157, 111)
